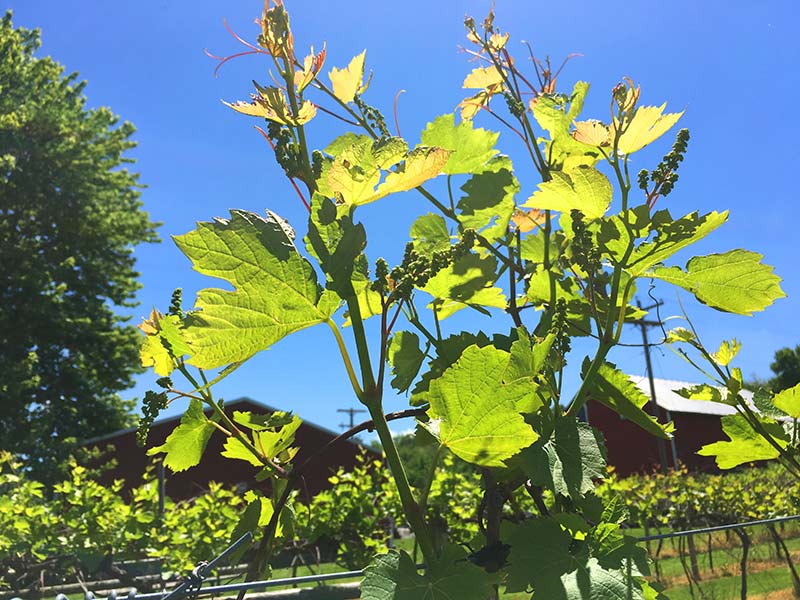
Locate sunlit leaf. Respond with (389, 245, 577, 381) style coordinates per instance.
(388, 331, 426, 393)
(329, 50, 368, 104)
(421, 253, 506, 319)
(616, 104, 683, 154)
(175, 210, 335, 369)
(426, 344, 542, 466)
(646, 250, 786, 316)
(457, 159, 518, 241)
(525, 165, 612, 220)
(572, 120, 610, 147)
(147, 399, 215, 472)
(773, 384, 800, 418)
(420, 113, 499, 175)
(462, 66, 504, 89)
(698, 413, 787, 469)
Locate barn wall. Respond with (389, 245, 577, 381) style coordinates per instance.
(85, 401, 378, 501)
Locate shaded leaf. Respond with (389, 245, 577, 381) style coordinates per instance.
(584, 362, 673, 439)
(388, 331, 426, 393)
(421, 253, 506, 319)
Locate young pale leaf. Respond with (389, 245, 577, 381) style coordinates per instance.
(525, 166, 612, 220)
(426, 344, 542, 466)
(616, 104, 683, 155)
(328, 50, 368, 103)
(584, 362, 674, 439)
(420, 113, 499, 175)
(646, 250, 786, 316)
(147, 399, 215, 472)
(773, 384, 800, 418)
(175, 210, 334, 369)
(457, 160, 518, 242)
(462, 65, 504, 89)
(697, 413, 787, 468)
(371, 147, 450, 203)
(361, 545, 496, 600)
(711, 339, 741, 367)
(532, 81, 601, 166)
(387, 332, 426, 393)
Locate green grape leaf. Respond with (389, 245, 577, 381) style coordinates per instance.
(420, 113, 499, 175)
(323, 137, 449, 208)
(532, 82, 601, 167)
(427, 344, 542, 466)
(617, 104, 683, 155)
(524, 166, 612, 220)
(147, 399, 215, 472)
(306, 195, 367, 296)
(553, 558, 644, 600)
(139, 312, 191, 376)
(388, 331, 427, 393)
(410, 213, 451, 256)
(140, 335, 176, 377)
(421, 253, 506, 319)
(584, 362, 674, 439)
(221, 437, 262, 467)
(175, 210, 334, 369)
(457, 159, 518, 242)
(505, 517, 575, 592)
(752, 388, 788, 420)
(410, 331, 494, 406)
(773, 384, 800, 418)
(675, 384, 725, 404)
(698, 413, 787, 468)
(624, 210, 728, 276)
(361, 545, 496, 600)
(520, 417, 607, 501)
(646, 250, 786, 316)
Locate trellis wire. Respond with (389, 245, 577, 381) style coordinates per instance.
(12, 513, 800, 600)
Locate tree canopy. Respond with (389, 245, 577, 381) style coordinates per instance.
(0, 11, 159, 483)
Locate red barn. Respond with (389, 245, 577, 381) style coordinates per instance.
(81, 397, 379, 500)
(585, 376, 754, 476)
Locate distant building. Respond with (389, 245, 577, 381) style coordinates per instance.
(81, 397, 379, 500)
(586, 376, 755, 476)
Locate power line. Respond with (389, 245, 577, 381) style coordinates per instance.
(337, 407, 366, 430)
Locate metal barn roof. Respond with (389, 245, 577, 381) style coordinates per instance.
(627, 375, 754, 416)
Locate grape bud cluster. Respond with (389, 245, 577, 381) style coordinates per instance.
(354, 96, 390, 138)
(267, 121, 305, 181)
(137, 389, 168, 447)
(638, 128, 690, 197)
(373, 229, 477, 299)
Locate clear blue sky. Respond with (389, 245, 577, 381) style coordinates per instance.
(9, 1, 800, 435)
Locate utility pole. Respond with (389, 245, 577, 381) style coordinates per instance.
(337, 407, 367, 430)
(631, 298, 673, 471)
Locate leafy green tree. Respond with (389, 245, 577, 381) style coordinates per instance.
(0, 12, 158, 483)
(769, 344, 800, 392)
